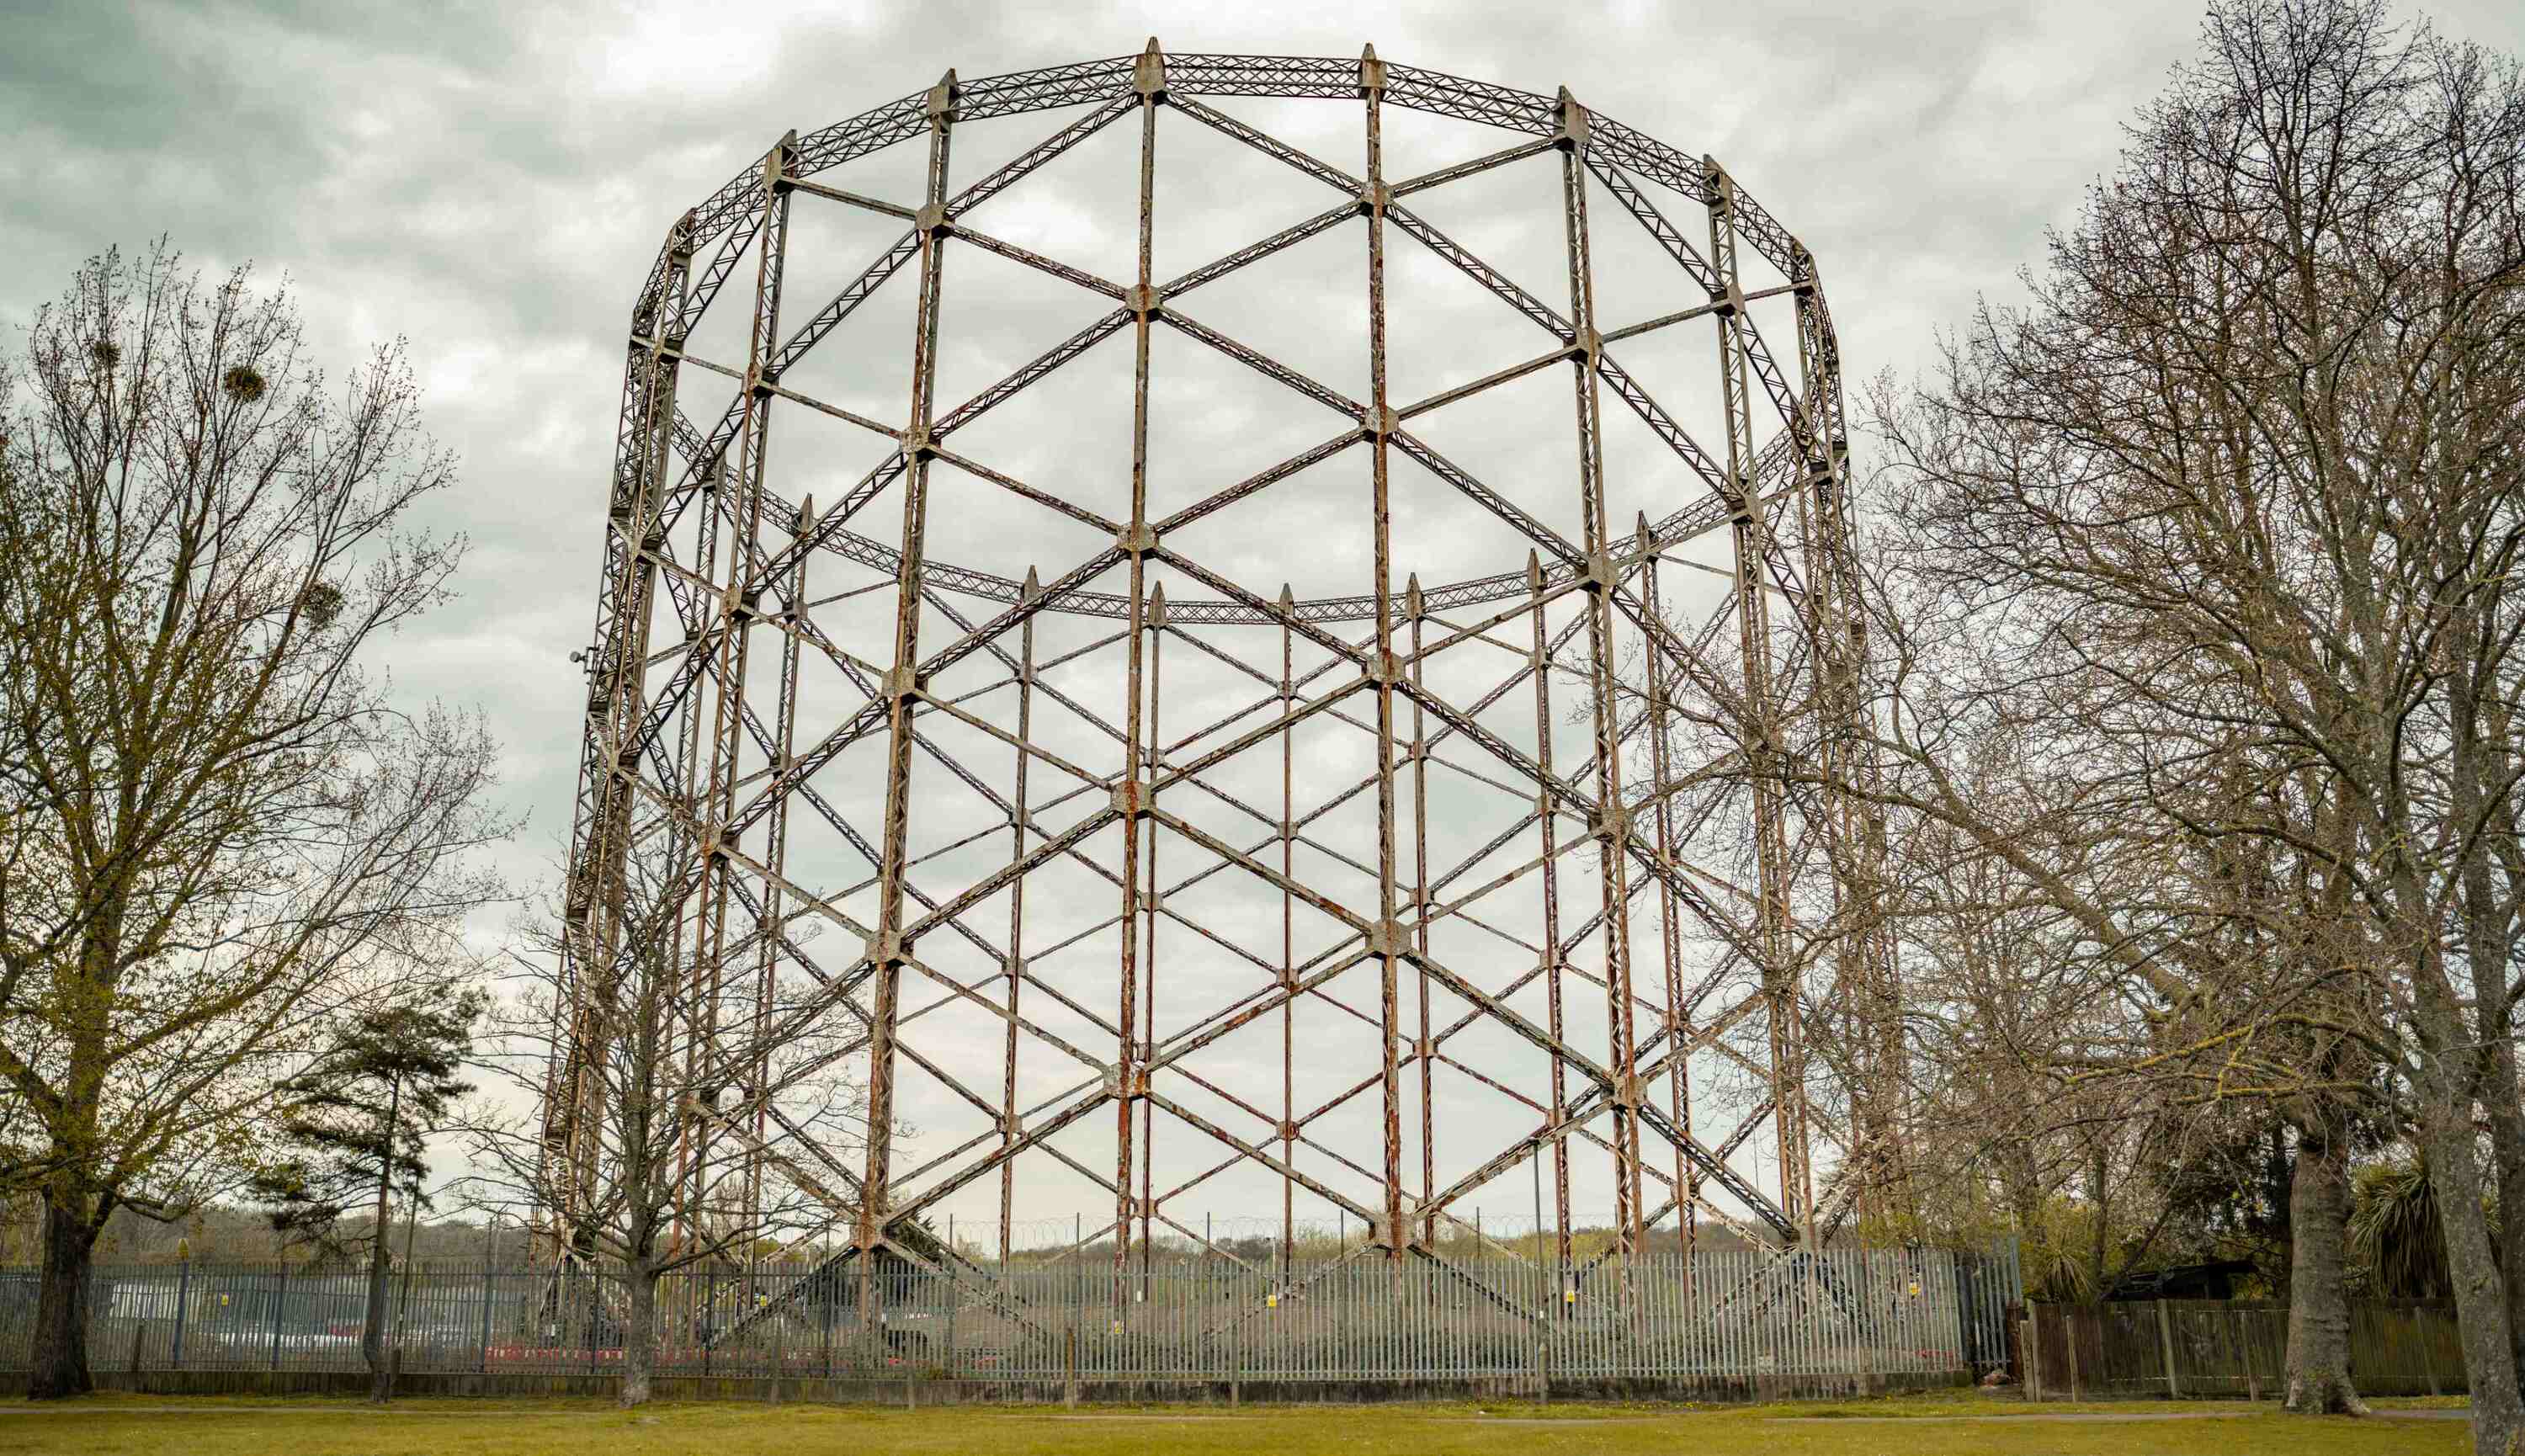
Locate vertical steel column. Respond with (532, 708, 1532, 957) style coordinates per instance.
(862, 72, 960, 1307)
(1408, 576, 1434, 1249)
(1278, 582, 1297, 1274)
(1790, 241, 1905, 1221)
(1139, 583, 1167, 1283)
(686, 128, 796, 1239)
(1000, 567, 1041, 1269)
(1360, 43, 1407, 1262)
(1526, 551, 1572, 1270)
(1706, 155, 1813, 1244)
(745, 489, 811, 1221)
(1636, 514, 1696, 1268)
(1558, 89, 1642, 1261)
(549, 208, 695, 1253)
(1113, 39, 1165, 1284)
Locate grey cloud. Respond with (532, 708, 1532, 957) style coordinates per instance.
(9, 0, 2522, 1234)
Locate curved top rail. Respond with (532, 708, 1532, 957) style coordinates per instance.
(627, 49, 1831, 622)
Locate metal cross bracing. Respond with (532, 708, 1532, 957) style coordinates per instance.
(541, 40, 1905, 1327)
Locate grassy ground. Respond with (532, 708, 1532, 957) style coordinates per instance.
(0, 1392, 2471, 1456)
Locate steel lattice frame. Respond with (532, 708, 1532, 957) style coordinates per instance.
(542, 43, 1901, 1308)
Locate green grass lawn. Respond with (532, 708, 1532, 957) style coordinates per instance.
(0, 1393, 2471, 1456)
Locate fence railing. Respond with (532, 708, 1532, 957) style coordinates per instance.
(2022, 1299, 2465, 1400)
(0, 1243, 2018, 1392)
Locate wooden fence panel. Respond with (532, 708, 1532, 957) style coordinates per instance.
(2026, 1299, 2461, 1399)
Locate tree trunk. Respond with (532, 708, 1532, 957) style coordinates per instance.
(28, 1193, 102, 1400)
(364, 1072, 401, 1404)
(2280, 1121, 2365, 1415)
(2482, 1042, 2525, 1390)
(2426, 1104, 2525, 1456)
(620, 1264, 656, 1408)
(364, 1223, 395, 1403)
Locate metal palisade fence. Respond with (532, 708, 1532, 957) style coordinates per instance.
(0, 1241, 2020, 1393)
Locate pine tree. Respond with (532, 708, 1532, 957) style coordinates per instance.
(249, 985, 481, 1402)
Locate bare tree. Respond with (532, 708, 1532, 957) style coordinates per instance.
(0, 243, 508, 1399)
(1854, 2, 2525, 1445)
(469, 837, 874, 1407)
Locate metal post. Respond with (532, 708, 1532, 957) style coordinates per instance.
(1358, 40, 1407, 1271)
(861, 65, 959, 1333)
(1140, 584, 1166, 1289)
(1001, 568, 1039, 1274)
(171, 1257, 189, 1370)
(1111, 38, 1163, 1299)
(1280, 582, 1296, 1277)
(1706, 152, 1813, 1244)
(1557, 85, 1642, 1262)
(478, 1260, 495, 1374)
(268, 1265, 287, 1372)
(683, 122, 800, 1238)
(1528, 553, 1571, 1272)
(1640, 514, 1695, 1279)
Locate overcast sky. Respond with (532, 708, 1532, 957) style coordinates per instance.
(11, 0, 2524, 1242)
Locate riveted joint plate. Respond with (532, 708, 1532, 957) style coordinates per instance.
(1578, 551, 1619, 593)
(924, 75, 959, 120)
(1124, 283, 1163, 318)
(1558, 94, 1590, 151)
(880, 665, 926, 700)
(1278, 1119, 1300, 1142)
(1116, 523, 1159, 555)
(1111, 779, 1153, 818)
(1358, 51, 1386, 96)
(865, 929, 906, 968)
(1360, 401, 1399, 438)
(1132, 45, 1167, 98)
(1593, 804, 1629, 842)
(1364, 918, 1410, 959)
(1358, 178, 1390, 217)
(915, 202, 951, 235)
(1361, 649, 1403, 685)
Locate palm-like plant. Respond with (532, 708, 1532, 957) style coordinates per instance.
(2349, 1156, 2451, 1299)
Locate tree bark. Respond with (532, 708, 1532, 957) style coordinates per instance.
(28, 1192, 102, 1400)
(2280, 1121, 2365, 1415)
(2425, 1103, 2525, 1456)
(2483, 1037, 2525, 1389)
(620, 1263, 656, 1408)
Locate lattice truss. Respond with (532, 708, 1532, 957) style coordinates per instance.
(545, 43, 1901, 1286)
